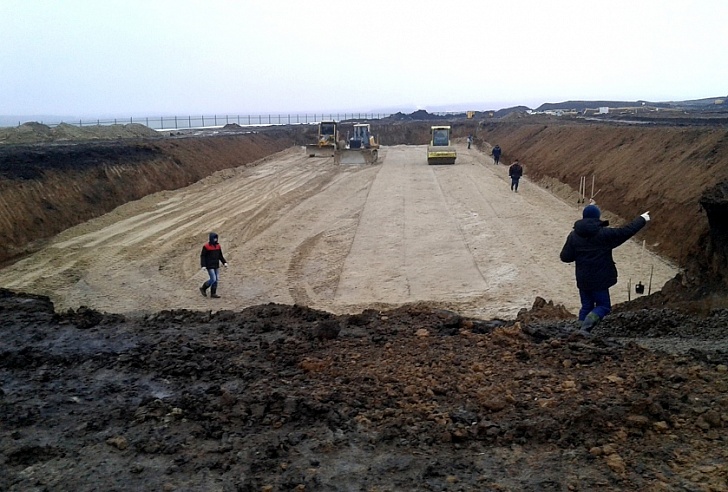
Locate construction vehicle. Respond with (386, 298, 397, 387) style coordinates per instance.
(334, 123, 380, 165)
(427, 125, 456, 165)
(306, 120, 339, 157)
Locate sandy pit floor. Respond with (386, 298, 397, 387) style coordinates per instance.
(0, 143, 677, 318)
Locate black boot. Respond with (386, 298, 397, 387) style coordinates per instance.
(199, 281, 209, 297)
(210, 285, 220, 298)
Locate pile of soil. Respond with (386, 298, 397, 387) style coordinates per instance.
(1, 289, 727, 491)
(0, 122, 160, 144)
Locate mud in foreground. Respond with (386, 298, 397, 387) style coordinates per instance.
(1, 290, 727, 491)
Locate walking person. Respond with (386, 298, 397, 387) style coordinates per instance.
(467, 134, 473, 149)
(560, 204, 650, 335)
(508, 159, 523, 192)
(200, 232, 228, 298)
(491, 145, 501, 164)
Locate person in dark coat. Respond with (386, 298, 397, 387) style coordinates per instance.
(560, 205, 650, 334)
(200, 232, 228, 298)
(508, 160, 523, 192)
(491, 145, 501, 164)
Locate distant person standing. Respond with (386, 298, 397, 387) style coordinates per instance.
(508, 159, 523, 192)
(200, 232, 228, 298)
(560, 205, 650, 335)
(467, 135, 473, 149)
(491, 145, 501, 165)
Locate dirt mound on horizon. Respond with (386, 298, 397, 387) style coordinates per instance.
(0, 121, 160, 144)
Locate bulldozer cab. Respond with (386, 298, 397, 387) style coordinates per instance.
(349, 123, 372, 149)
(320, 121, 337, 138)
(318, 121, 338, 146)
(352, 124, 370, 147)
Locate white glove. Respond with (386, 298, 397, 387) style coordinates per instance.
(224, 263, 229, 268)
(641, 211, 650, 222)
(201, 266, 206, 270)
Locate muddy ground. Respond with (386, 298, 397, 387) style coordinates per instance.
(1, 290, 727, 491)
(1, 118, 728, 491)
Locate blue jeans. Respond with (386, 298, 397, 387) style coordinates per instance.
(578, 288, 612, 321)
(206, 268, 219, 287)
(510, 177, 520, 191)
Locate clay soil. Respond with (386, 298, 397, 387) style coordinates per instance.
(1, 123, 728, 491)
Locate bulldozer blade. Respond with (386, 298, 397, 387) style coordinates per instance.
(335, 149, 378, 165)
(306, 144, 336, 158)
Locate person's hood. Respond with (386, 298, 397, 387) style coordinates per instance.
(573, 218, 608, 238)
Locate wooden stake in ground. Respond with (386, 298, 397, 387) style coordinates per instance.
(591, 175, 595, 200)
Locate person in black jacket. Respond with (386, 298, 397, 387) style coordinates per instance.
(491, 145, 501, 165)
(560, 204, 650, 334)
(200, 232, 228, 298)
(508, 160, 523, 192)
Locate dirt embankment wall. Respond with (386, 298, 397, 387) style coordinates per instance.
(473, 122, 728, 267)
(1, 120, 727, 283)
(0, 131, 297, 263)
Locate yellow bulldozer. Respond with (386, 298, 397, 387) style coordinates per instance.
(334, 123, 380, 165)
(306, 120, 340, 157)
(427, 125, 456, 165)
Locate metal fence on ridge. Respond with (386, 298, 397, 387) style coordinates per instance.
(18, 113, 394, 130)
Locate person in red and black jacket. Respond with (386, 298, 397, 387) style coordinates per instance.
(200, 232, 228, 298)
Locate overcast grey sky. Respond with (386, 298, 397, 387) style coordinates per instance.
(1, 0, 726, 118)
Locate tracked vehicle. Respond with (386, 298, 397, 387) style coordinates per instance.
(306, 120, 339, 157)
(334, 123, 379, 165)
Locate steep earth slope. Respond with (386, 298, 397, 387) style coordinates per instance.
(0, 127, 305, 263)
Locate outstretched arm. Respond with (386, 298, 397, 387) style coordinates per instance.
(603, 216, 647, 248)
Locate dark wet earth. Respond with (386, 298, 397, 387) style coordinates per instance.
(1, 289, 727, 491)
